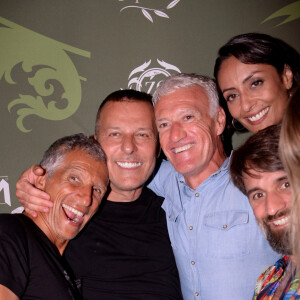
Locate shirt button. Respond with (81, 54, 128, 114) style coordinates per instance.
(223, 224, 228, 229)
(195, 193, 199, 197)
(180, 180, 184, 183)
(191, 261, 195, 265)
(195, 292, 199, 296)
(189, 226, 193, 230)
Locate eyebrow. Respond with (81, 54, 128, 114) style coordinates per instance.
(222, 71, 263, 94)
(94, 183, 106, 189)
(246, 175, 288, 196)
(246, 187, 261, 197)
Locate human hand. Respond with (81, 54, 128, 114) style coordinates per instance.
(16, 165, 52, 217)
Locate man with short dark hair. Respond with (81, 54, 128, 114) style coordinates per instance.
(230, 124, 296, 298)
(15, 90, 182, 300)
(0, 133, 109, 300)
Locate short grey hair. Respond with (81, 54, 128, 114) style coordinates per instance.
(152, 73, 219, 117)
(40, 133, 106, 178)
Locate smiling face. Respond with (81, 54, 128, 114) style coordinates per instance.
(243, 169, 292, 254)
(155, 86, 226, 189)
(36, 150, 108, 253)
(217, 56, 293, 133)
(96, 100, 158, 201)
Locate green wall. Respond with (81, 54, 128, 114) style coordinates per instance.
(1, 0, 299, 212)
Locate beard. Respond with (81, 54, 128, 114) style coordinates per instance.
(259, 209, 292, 255)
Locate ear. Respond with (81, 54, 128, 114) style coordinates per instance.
(35, 174, 47, 191)
(282, 64, 294, 90)
(215, 107, 226, 136)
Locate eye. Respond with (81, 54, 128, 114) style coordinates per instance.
(137, 133, 149, 138)
(93, 187, 102, 194)
(184, 115, 193, 121)
(159, 122, 168, 129)
(251, 79, 263, 88)
(280, 181, 290, 190)
(252, 192, 265, 201)
(70, 175, 79, 182)
(69, 175, 81, 186)
(226, 93, 238, 103)
(109, 132, 120, 137)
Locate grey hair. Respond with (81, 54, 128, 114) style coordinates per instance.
(40, 133, 106, 178)
(152, 73, 219, 117)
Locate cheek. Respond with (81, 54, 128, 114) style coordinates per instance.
(158, 133, 168, 150)
(227, 102, 240, 118)
(251, 203, 266, 220)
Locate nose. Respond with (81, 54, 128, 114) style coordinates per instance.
(265, 193, 287, 216)
(79, 186, 93, 207)
(240, 92, 256, 113)
(121, 135, 137, 154)
(170, 122, 186, 143)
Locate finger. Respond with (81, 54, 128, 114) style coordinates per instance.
(32, 165, 46, 176)
(16, 181, 50, 202)
(23, 207, 38, 218)
(19, 196, 51, 213)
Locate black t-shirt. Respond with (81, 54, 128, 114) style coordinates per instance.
(65, 187, 182, 300)
(0, 214, 82, 300)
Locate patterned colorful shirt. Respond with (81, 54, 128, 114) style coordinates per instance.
(254, 256, 300, 300)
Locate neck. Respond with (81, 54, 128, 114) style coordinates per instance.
(24, 212, 67, 255)
(185, 143, 226, 190)
(107, 186, 143, 202)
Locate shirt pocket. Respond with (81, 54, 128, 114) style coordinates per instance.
(203, 210, 249, 259)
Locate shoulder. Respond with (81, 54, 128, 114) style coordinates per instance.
(158, 159, 176, 175)
(0, 214, 25, 233)
(153, 159, 178, 185)
(0, 214, 36, 245)
(142, 187, 164, 205)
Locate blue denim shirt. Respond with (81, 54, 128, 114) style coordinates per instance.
(149, 157, 281, 300)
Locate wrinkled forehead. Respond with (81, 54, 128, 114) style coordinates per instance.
(154, 86, 211, 115)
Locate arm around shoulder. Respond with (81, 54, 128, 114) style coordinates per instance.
(148, 159, 174, 197)
(16, 164, 52, 217)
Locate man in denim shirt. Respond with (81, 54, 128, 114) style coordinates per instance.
(149, 73, 280, 299)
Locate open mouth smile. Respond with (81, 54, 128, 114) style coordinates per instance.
(62, 203, 84, 224)
(174, 143, 195, 154)
(116, 161, 142, 168)
(272, 216, 289, 227)
(247, 107, 269, 122)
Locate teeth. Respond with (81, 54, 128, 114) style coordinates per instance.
(62, 204, 83, 220)
(174, 144, 194, 154)
(273, 216, 289, 226)
(248, 107, 269, 122)
(116, 162, 142, 168)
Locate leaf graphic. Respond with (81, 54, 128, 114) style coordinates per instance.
(157, 59, 181, 73)
(167, 0, 180, 9)
(128, 60, 151, 79)
(154, 10, 169, 18)
(142, 8, 153, 22)
(262, 1, 300, 26)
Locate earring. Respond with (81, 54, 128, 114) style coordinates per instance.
(231, 118, 245, 131)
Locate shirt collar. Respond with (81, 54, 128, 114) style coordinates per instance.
(176, 155, 231, 189)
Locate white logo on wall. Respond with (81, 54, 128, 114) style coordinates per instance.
(128, 59, 181, 94)
(119, 0, 181, 23)
(0, 176, 23, 214)
(0, 177, 11, 206)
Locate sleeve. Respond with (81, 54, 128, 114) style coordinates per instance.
(0, 216, 29, 298)
(148, 160, 172, 197)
